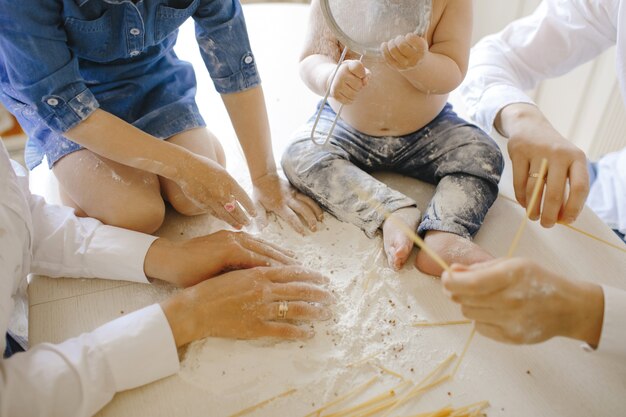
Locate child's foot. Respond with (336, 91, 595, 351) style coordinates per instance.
(415, 230, 493, 276)
(382, 207, 421, 271)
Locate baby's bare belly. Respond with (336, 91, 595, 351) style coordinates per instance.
(329, 60, 448, 137)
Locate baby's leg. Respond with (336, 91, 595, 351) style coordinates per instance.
(53, 149, 165, 233)
(159, 127, 226, 216)
(407, 120, 503, 276)
(282, 136, 417, 268)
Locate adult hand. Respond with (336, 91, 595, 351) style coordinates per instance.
(329, 60, 370, 105)
(381, 33, 428, 71)
(173, 153, 257, 229)
(144, 230, 297, 287)
(497, 103, 590, 228)
(442, 258, 603, 347)
(253, 173, 324, 235)
(160, 266, 334, 347)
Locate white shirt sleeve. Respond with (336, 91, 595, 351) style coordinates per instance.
(0, 304, 180, 417)
(23, 176, 158, 283)
(585, 285, 626, 358)
(459, 0, 618, 133)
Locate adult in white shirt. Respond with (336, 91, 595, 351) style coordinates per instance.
(0, 141, 333, 417)
(445, 0, 626, 356)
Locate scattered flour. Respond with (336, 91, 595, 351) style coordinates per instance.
(165, 211, 467, 417)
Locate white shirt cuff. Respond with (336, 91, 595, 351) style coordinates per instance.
(92, 304, 179, 391)
(471, 84, 535, 134)
(83, 226, 158, 283)
(582, 285, 626, 358)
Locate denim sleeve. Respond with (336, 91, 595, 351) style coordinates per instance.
(193, 0, 261, 94)
(0, 1, 99, 133)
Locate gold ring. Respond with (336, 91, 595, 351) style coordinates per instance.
(528, 172, 540, 178)
(277, 301, 289, 319)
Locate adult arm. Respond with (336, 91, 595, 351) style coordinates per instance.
(443, 258, 626, 358)
(459, 0, 617, 227)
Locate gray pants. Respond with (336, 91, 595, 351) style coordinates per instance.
(282, 103, 504, 238)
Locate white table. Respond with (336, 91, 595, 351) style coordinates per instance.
(29, 4, 626, 417)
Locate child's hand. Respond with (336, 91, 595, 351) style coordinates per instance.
(381, 33, 428, 71)
(253, 173, 324, 235)
(329, 60, 371, 105)
(174, 153, 257, 229)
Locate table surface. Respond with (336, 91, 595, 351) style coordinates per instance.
(28, 4, 626, 417)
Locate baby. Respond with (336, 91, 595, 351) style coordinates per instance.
(282, 0, 504, 276)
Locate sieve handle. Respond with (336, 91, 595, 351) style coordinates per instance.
(310, 46, 349, 146)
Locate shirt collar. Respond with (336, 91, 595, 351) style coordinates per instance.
(74, 0, 131, 6)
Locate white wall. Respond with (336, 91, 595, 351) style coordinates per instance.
(472, 0, 626, 159)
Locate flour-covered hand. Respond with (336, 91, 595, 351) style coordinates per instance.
(160, 266, 334, 347)
(144, 231, 297, 287)
(171, 153, 256, 229)
(382, 33, 428, 71)
(253, 173, 323, 234)
(442, 258, 604, 347)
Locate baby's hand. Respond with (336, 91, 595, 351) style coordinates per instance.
(382, 33, 428, 71)
(329, 60, 371, 105)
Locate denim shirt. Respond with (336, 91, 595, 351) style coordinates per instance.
(0, 0, 261, 168)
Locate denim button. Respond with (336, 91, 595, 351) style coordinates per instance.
(244, 55, 253, 64)
(130, 28, 141, 36)
(46, 98, 59, 106)
(129, 50, 140, 57)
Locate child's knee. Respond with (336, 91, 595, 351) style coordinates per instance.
(281, 139, 325, 180)
(106, 197, 166, 234)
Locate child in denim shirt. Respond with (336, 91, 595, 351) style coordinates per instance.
(282, 0, 504, 275)
(0, 0, 322, 235)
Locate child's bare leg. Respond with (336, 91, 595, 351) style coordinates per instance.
(415, 230, 493, 276)
(53, 149, 165, 233)
(382, 207, 421, 270)
(160, 127, 227, 216)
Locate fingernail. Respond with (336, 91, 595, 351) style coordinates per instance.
(320, 309, 332, 320)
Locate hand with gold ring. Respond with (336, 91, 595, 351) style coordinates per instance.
(497, 103, 590, 228)
(160, 266, 334, 346)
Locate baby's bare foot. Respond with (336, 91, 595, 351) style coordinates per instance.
(415, 230, 493, 276)
(382, 207, 421, 271)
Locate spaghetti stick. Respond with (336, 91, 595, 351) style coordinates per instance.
(374, 364, 406, 380)
(412, 320, 472, 327)
(405, 406, 454, 417)
(560, 223, 626, 254)
(229, 388, 297, 417)
(452, 326, 477, 377)
(325, 380, 410, 417)
(302, 377, 379, 417)
(352, 184, 452, 274)
(347, 351, 383, 368)
(381, 374, 452, 417)
(499, 192, 626, 254)
(507, 158, 548, 257)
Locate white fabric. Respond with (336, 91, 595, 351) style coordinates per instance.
(0, 141, 179, 417)
(460, 0, 626, 357)
(588, 149, 626, 234)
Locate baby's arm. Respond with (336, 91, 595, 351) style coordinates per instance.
(299, 0, 370, 104)
(382, 0, 472, 94)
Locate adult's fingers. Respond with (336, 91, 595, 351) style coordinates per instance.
(210, 203, 244, 229)
(560, 159, 590, 223)
(261, 322, 314, 340)
(540, 162, 568, 227)
(296, 193, 324, 220)
(269, 282, 334, 304)
(442, 259, 516, 296)
(510, 154, 530, 207)
(263, 301, 332, 321)
(474, 322, 513, 344)
(263, 266, 329, 285)
(525, 161, 546, 221)
(240, 233, 295, 259)
(288, 198, 319, 232)
(230, 182, 257, 217)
